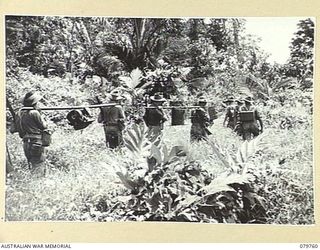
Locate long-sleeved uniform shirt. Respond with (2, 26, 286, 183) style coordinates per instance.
(98, 105, 125, 125)
(20, 110, 47, 136)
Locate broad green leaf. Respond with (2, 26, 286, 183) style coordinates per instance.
(207, 140, 231, 169)
(116, 172, 138, 191)
(236, 140, 248, 163)
(200, 173, 254, 197)
(124, 137, 139, 154)
(117, 195, 132, 203)
(133, 124, 143, 146)
(130, 68, 143, 89)
(226, 152, 238, 173)
(244, 192, 267, 211)
(177, 211, 198, 222)
(127, 128, 139, 149)
(162, 144, 169, 164)
(176, 194, 202, 211)
(150, 144, 162, 165)
(169, 145, 187, 158)
(200, 182, 235, 197)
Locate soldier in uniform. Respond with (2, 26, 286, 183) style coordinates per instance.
(238, 96, 263, 140)
(190, 96, 211, 142)
(234, 98, 244, 136)
(20, 91, 48, 176)
(223, 96, 236, 129)
(98, 90, 126, 149)
(143, 93, 167, 137)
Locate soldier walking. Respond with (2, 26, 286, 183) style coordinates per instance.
(238, 96, 263, 140)
(223, 96, 237, 129)
(20, 91, 48, 177)
(98, 90, 126, 149)
(143, 93, 167, 137)
(234, 98, 244, 136)
(190, 96, 211, 142)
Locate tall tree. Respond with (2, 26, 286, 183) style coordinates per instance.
(97, 18, 184, 71)
(287, 18, 314, 87)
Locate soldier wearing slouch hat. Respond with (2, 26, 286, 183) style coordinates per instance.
(237, 96, 263, 140)
(190, 96, 211, 142)
(143, 93, 167, 137)
(98, 89, 126, 149)
(19, 91, 48, 176)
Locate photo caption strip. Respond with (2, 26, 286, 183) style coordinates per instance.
(0, 243, 319, 250)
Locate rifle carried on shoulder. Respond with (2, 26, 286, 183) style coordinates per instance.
(6, 97, 17, 122)
(6, 97, 22, 136)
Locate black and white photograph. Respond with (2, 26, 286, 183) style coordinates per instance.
(5, 16, 314, 224)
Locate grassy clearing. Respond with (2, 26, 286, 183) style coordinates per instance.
(5, 107, 314, 223)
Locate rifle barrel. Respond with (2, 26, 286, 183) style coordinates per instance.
(6, 97, 17, 120)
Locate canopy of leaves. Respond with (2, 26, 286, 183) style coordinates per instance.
(287, 18, 314, 87)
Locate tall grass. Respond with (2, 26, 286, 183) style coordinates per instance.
(6, 81, 314, 223)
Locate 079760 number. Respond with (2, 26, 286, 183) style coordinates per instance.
(300, 244, 318, 248)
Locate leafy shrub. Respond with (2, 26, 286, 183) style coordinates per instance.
(89, 124, 268, 223)
(5, 70, 314, 224)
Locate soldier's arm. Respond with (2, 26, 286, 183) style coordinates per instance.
(142, 109, 149, 126)
(30, 110, 47, 130)
(118, 106, 125, 120)
(162, 108, 168, 122)
(199, 108, 210, 127)
(258, 118, 263, 132)
(204, 110, 210, 124)
(97, 111, 104, 123)
(223, 113, 228, 126)
(255, 109, 263, 132)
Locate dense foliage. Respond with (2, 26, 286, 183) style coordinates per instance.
(5, 16, 314, 224)
(287, 18, 314, 88)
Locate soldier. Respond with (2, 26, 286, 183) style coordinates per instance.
(223, 96, 236, 129)
(233, 98, 244, 136)
(238, 96, 263, 140)
(143, 93, 167, 137)
(190, 96, 211, 142)
(19, 91, 48, 176)
(98, 90, 126, 149)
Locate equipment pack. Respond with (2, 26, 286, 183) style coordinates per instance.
(67, 109, 94, 130)
(239, 110, 255, 122)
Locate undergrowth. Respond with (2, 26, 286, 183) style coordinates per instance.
(5, 73, 314, 224)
